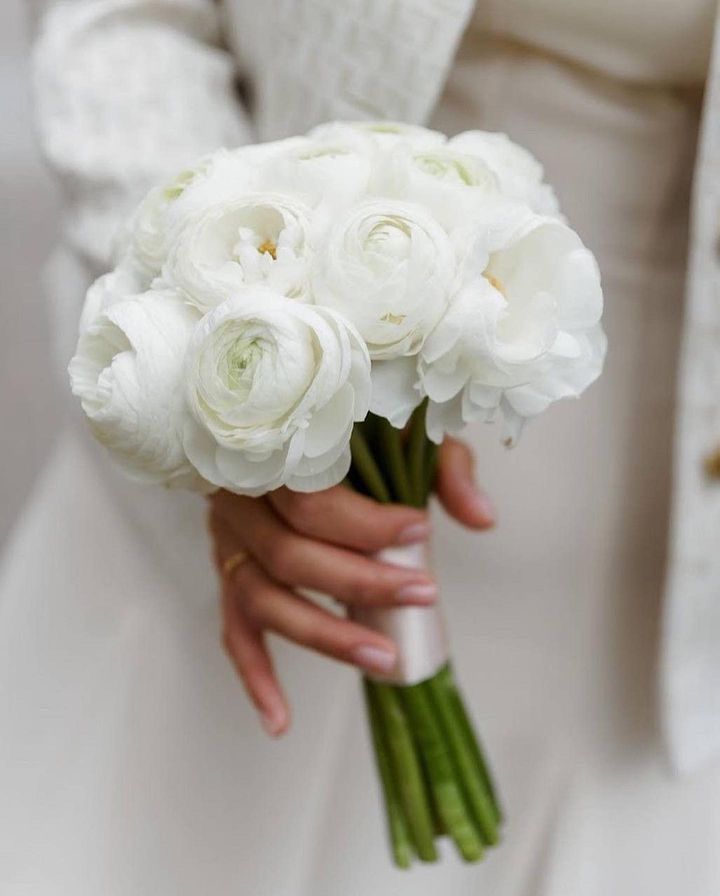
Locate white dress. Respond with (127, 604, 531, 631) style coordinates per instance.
(3, 2, 720, 893)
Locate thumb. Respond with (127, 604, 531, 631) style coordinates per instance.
(435, 438, 496, 530)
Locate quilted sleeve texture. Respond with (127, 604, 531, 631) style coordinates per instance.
(232, 0, 474, 140)
(31, 0, 252, 273)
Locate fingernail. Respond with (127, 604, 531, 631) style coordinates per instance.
(260, 708, 285, 738)
(395, 521, 431, 545)
(395, 582, 438, 604)
(352, 644, 397, 675)
(470, 490, 496, 525)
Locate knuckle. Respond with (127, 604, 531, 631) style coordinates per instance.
(210, 489, 233, 517)
(291, 614, 324, 652)
(354, 565, 392, 603)
(265, 535, 299, 581)
(311, 622, 353, 659)
(352, 570, 384, 603)
(242, 587, 265, 621)
(302, 627, 328, 655)
(282, 491, 319, 530)
(214, 490, 250, 528)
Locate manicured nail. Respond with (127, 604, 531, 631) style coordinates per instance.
(395, 582, 438, 604)
(260, 708, 285, 738)
(470, 489, 496, 525)
(352, 644, 397, 674)
(395, 521, 431, 545)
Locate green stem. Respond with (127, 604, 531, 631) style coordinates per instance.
(407, 401, 429, 508)
(371, 682, 438, 862)
(438, 666, 503, 826)
(363, 680, 414, 868)
(377, 419, 414, 505)
(424, 439, 439, 505)
(426, 668, 499, 844)
(351, 419, 503, 866)
(399, 683, 484, 862)
(350, 428, 391, 504)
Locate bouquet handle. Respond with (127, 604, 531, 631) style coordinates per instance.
(351, 544, 449, 686)
(349, 406, 503, 867)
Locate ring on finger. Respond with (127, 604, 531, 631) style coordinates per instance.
(223, 550, 251, 579)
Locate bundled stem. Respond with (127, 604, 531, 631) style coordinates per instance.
(350, 406, 502, 867)
(363, 681, 414, 868)
(349, 429, 391, 503)
(372, 684, 437, 861)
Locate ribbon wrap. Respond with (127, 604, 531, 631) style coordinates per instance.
(351, 542, 449, 685)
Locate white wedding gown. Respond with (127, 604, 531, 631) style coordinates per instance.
(4, 2, 720, 894)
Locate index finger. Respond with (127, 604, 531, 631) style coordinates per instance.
(268, 485, 430, 553)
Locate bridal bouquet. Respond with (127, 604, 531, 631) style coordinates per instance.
(69, 120, 606, 866)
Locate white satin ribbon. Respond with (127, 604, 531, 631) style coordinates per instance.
(351, 543, 449, 686)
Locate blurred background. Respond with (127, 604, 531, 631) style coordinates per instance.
(1, 0, 61, 545)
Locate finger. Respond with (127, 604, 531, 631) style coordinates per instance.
(208, 503, 241, 571)
(232, 559, 398, 676)
(436, 438, 496, 529)
(221, 578, 290, 737)
(268, 485, 430, 552)
(219, 497, 437, 607)
(211, 512, 289, 736)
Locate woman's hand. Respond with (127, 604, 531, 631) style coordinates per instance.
(208, 437, 494, 737)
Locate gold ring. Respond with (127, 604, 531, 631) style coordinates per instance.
(222, 550, 250, 578)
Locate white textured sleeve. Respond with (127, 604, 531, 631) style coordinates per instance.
(31, 0, 253, 272)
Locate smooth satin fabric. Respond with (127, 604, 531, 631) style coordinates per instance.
(351, 544, 449, 686)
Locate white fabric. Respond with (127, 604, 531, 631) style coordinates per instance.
(221, 0, 475, 142)
(472, 0, 715, 84)
(3, 0, 720, 892)
(352, 544, 449, 685)
(661, 7, 720, 773)
(32, 0, 252, 271)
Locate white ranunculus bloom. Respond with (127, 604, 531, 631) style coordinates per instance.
(373, 144, 501, 229)
(117, 140, 309, 284)
(369, 355, 425, 429)
(257, 137, 373, 212)
(449, 130, 560, 216)
(309, 120, 446, 151)
(313, 198, 456, 359)
(183, 288, 371, 495)
(69, 289, 206, 489)
(229, 136, 310, 168)
(161, 193, 314, 311)
(421, 214, 606, 444)
(78, 264, 143, 334)
(118, 150, 261, 284)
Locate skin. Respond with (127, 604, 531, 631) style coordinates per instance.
(208, 437, 495, 737)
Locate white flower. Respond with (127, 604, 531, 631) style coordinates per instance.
(312, 198, 456, 360)
(116, 140, 309, 284)
(230, 136, 310, 167)
(421, 214, 606, 444)
(257, 137, 372, 212)
(118, 150, 261, 284)
(161, 193, 314, 311)
(183, 288, 371, 495)
(78, 264, 143, 335)
(308, 120, 446, 152)
(373, 144, 500, 229)
(69, 289, 205, 489)
(449, 131, 560, 216)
